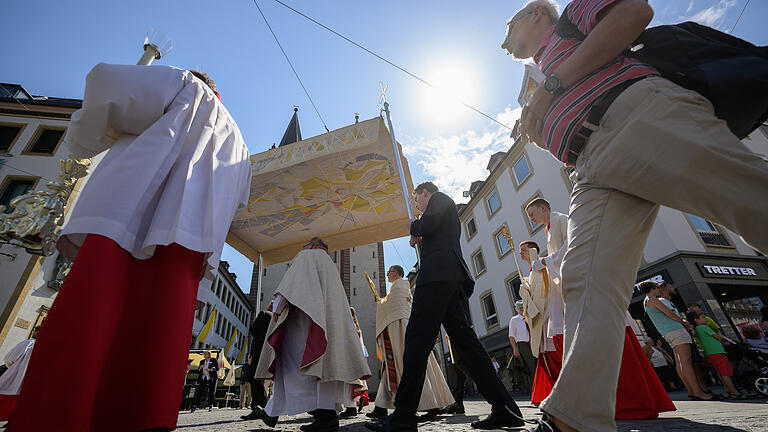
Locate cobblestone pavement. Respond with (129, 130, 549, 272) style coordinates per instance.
(176, 391, 768, 432)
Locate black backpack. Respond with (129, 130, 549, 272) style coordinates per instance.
(555, 11, 768, 139)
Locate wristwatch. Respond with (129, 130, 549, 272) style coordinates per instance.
(543, 73, 565, 97)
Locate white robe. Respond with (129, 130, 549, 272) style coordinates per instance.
(57, 63, 252, 292)
(265, 299, 353, 416)
(0, 339, 35, 396)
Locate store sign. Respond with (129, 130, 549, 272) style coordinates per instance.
(697, 263, 760, 278)
(633, 269, 673, 295)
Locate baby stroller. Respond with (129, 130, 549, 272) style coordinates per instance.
(725, 341, 768, 397)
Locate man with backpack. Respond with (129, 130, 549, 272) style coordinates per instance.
(501, 0, 768, 431)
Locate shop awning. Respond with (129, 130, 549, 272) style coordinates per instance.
(226, 117, 415, 265)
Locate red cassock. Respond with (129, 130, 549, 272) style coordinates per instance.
(531, 334, 563, 405)
(9, 235, 204, 432)
(615, 327, 676, 419)
(531, 330, 675, 419)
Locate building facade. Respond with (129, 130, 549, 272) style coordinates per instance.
(249, 242, 387, 393)
(456, 125, 768, 367)
(0, 83, 82, 360)
(193, 260, 253, 359)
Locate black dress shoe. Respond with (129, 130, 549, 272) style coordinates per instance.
(364, 415, 418, 432)
(442, 402, 465, 414)
(470, 410, 525, 429)
(366, 406, 388, 419)
(299, 417, 340, 432)
(417, 408, 441, 422)
(244, 406, 278, 428)
(339, 407, 358, 418)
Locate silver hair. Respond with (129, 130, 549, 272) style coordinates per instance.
(508, 0, 560, 26)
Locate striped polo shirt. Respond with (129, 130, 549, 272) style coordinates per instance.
(535, 0, 658, 164)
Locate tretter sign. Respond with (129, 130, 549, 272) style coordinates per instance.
(696, 262, 764, 280)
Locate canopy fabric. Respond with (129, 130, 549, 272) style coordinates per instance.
(227, 117, 415, 265)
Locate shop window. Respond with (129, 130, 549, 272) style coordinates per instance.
(24, 128, 65, 155)
(512, 154, 532, 187)
(486, 189, 502, 217)
(466, 217, 477, 239)
(0, 124, 24, 152)
(686, 214, 731, 247)
(480, 292, 499, 329)
(0, 177, 36, 213)
(471, 248, 487, 277)
(494, 225, 512, 258)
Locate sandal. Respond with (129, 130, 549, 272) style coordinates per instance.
(727, 393, 752, 400)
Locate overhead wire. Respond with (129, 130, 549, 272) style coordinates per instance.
(263, 0, 514, 131)
(253, 0, 330, 132)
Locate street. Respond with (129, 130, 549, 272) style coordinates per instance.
(175, 391, 768, 431)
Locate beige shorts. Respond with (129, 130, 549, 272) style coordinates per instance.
(664, 327, 692, 348)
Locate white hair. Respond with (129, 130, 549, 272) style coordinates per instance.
(508, 0, 560, 25)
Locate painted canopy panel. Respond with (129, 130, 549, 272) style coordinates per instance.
(227, 117, 415, 265)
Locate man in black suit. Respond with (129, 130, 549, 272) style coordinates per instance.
(367, 182, 525, 431)
(240, 310, 272, 420)
(191, 351, 219, 412)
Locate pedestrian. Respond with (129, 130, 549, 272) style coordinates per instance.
(0, 326, 39, 420)
(192, 351, 219, 412)
(692, 312, 749, 399)
(508, 301, 537, 394)
(367, 182, 524, 431)
(8, 65, 251, 432)
(640, 281, 713, 402)
(642, 338, 678, 391)
(741, 326, 768, 353)
(687, 304, 723, 335)
(443, 335, 470, 415)
(502, 0, 768, 430)
(240, 362, 252, 410)
(241, 310, 272, 421)
(760, 306, 768, 335)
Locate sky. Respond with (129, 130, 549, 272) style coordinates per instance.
(3, 0, 766, 292)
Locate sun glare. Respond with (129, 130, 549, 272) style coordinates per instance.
(419, 62, 480, 126)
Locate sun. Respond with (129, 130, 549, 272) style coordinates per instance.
(419, 62, 481, 126)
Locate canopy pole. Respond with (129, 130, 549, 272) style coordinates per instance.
(382, 98, 420, 266)
(256, 253, 264, 311)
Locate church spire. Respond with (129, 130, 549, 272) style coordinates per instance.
(278, 106, 302, 147)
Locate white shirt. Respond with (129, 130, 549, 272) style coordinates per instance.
(508, 314, 530, 343)
(57, 63, 252, 291)
(649, 347, 667, 367)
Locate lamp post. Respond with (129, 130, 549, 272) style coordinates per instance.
(0, 30, 172, 255)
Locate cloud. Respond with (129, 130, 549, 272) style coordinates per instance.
(687, 0, 737, 28)
(687, 0, 695, 14)
(403, 106, 522, 202)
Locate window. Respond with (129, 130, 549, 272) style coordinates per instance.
(263, 268, 267, 276)
(216, 281, 222, 298)
(331, 251, 337, 263)
(481, 292, 499, 329)
(561, 166, 576, 193)
(686, 214, 731, 247)
(466, 218, 477, 239)
(0, 84, 30, 99)
(495, 226, 512, 258)
(216, 315, 222, 334)
(471, 249, 487, 277)
(372, 251, 376, 259)
(352, 247, 356, 252)
(0, 178, 36, 213)
(486, 190, 501, 217)
(25, 128, 65, 155)
(353, 287, 357, 296)
(373, 272, 376, 279)
(0, 124, 24, 152)
(506, 275, 521, 305)
(522, 191, 546, 235)
(512, 154, 532, 187)
(353, 265, 357, 273)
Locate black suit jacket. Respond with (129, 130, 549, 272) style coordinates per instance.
(197, 358, 219, 382)
(410, 191, 474, 296)
(248, 311, 272, 370)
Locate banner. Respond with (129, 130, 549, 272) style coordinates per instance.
(196, 307, 217, 345)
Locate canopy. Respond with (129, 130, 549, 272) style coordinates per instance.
(188, 350, 231, 371)
(227, 117, 415, 265)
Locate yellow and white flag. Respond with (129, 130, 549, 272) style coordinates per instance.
(196, 307, 217, 345)
(224, 329, 239, 360)
(236, 340, 249, 365)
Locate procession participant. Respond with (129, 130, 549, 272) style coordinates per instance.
(250, 238, 371, 432)
(367, 265, 454, 421)
(518, 241, 561, 405)
(191, 351, 220, 413)
(0, 327, 38, 420)
(241, 310, 273, 420)
(342, 307, 370, 419)
(502, 0, 768, 430)
(367, 182, 524, 432)
(508, 301, 536, 395)
(10, 64, 251, 432)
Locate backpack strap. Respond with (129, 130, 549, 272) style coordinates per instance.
(554, 7, 586, 41)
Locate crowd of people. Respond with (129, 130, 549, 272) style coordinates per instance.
(0, 0, 766, 431)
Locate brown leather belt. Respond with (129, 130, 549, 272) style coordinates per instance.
(565, 77, 646, 165)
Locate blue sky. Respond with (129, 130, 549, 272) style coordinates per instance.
(4, 0, 765, 292)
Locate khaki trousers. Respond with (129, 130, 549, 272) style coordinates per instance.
(540, 76, 768, 432)
(240, 382, 251, 409)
